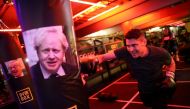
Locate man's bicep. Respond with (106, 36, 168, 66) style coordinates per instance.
(163, 51, 176, 73)
(164, 53, 172, 65)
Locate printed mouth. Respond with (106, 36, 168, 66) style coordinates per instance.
(47, 62, 57, 66)
(11, 71, 18, 76)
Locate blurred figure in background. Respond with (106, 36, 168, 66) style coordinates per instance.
(178, 27, 190, 63)
(161, 27, 179, 61)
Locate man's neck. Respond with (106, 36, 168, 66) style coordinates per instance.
(141, 47, 149, 57)
(40, 64, 65, 79)
(40, 64, 53, 79)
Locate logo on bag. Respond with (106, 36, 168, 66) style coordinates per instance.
(16, 87, 34, 104)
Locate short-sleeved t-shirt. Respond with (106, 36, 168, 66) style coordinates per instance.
(114, 46, 171, 93)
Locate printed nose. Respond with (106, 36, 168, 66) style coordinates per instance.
(48, 51, 55, 59)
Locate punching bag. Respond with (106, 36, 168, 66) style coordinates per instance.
(13, 0, 89, 109)
(0, 32, 39, 109)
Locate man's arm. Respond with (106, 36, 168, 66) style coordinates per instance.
(162, 56, 176, 88)
(80, 51, 116, 64)
(96, 51, 116, 63)
(164, 56, 176, 79)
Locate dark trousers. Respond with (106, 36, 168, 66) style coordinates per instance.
(139, 86, 176, 109)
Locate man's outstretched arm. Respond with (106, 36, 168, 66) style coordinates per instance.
(80, 51, 116, 64)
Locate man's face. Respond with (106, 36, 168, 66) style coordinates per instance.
(8, 61, 23, 77)
(163, 28, 169, 35)
(125, 38, 146, 58)
(37, 35, 64, 73)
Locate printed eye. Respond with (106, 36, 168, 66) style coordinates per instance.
(53, 49, 60, 53)
(42, 49, 50, 54)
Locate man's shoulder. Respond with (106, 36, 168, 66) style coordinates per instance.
(61, 63, 77, 74)
(30, 62, 48, 81)
(30, 62, 42, 77)
(114, 46, 130, 59)
(31, 62, 40, 70)
(61, 63, 75, 68)
(149, 46, 166, 52)
(148, 46, 169, 57)
(114, 46, 127, 53)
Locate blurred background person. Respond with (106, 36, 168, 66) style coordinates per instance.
(161, 27, 179, 61)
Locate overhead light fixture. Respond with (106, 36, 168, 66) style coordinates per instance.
(72, 1, 108, 19)
(73, 5, 97, 18)
(0, 29, 22, 32)
(88, 5, 119, 21)
(70, 0, 106, 7)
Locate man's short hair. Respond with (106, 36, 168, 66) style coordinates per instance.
(125, 29, 145, 39)
(34, 26, 69, 52)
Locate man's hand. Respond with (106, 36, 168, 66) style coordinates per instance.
(161, 76, 176, 99)
(80, 73, 88, 85)
(162, 77, 176, 88)
(79, 55, 95, 63)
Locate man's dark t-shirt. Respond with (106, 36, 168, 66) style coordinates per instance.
(114, 46, 171, 93)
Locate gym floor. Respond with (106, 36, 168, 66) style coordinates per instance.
(89, 61, 190, 109)
(1, 61, 190, 109)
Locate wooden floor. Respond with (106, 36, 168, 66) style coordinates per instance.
(89, 61, 190, 109)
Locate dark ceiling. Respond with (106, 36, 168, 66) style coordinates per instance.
(0, 0, 190, 37)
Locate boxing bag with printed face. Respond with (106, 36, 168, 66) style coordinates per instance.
(13, 0, 89, 109)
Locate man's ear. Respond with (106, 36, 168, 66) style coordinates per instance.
(143, 38, 147, 45)
(140, 37, 147, 46)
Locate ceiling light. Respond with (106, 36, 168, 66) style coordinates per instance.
(88, 5, 119, 21)
(0, 29, 21, 32)
(73, 5, 97, 19)
(72, 1, 108, 19)
(70, 0, 106, 7)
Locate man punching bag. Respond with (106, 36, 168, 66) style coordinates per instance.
(0, 32, 39, 109)
(13, 0, 89, 109)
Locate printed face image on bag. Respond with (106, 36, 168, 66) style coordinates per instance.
(23, 26, 78, 79)
(5, 58, 25, 78)
(22, 26, 89, 109)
